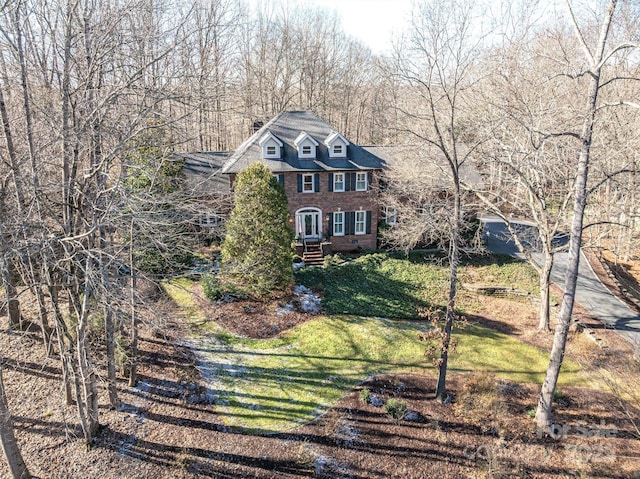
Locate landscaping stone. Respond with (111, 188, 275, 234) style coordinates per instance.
(404, 410, 426, 423)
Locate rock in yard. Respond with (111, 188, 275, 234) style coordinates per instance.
(404, 410, 426, 423)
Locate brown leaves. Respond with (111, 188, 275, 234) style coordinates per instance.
(418, 306, 466, 369)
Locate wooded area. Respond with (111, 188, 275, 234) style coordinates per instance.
(0, 0, 638, 476)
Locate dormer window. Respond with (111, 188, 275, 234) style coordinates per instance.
(325, 131, 349, 158)
(259, 131, 283, 159)
(294, 132, 319, 159)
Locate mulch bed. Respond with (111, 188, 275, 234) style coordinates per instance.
(1, 277, 640, 478)
(191, 283, 312, 338)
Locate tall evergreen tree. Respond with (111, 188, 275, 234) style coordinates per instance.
(221, 163, 294, 297)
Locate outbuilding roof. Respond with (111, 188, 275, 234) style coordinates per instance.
(363, 144, 483, 189)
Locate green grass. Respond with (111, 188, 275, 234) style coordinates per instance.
(186, 315, 428, 432)
(296, 252, 448, 318)
(462, 259, 539, 294)
(296, 251, 539, 318)
(165, 253, 586, 433)
(168, 286, 584, 432)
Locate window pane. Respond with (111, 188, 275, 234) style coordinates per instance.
(355, 211, 365, 234)
(333, 212, 344, 235)
(356, 172, 367, 191)
(385, 207, 397, 225)
(303, 174, 314, 192)
(334, 173, 344, 191)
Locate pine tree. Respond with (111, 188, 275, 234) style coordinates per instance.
(221, 163, 294, 297)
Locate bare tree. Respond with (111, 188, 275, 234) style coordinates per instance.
(475, 41, 578, 330)
(0, 366, 32, 479)
(536, 0, 638, 432)
(386, 0, 485, 401)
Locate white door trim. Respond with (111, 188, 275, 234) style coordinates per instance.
(295, 207, 322, 240)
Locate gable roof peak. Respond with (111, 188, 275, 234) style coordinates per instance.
(325, 131, 350, 147)
(294, 131, 319, 147)
(258, 130, 283, 147)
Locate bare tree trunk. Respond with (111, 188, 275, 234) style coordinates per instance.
(1, 261, 22, 330)
(0, 76, 24, 331)
(0, 80, 25, 211)
(46, 264, 74, 405)
(538, 252, 553, 332)
(61, 0, 75, 237)
(128, 219, 138, 388)
(23, 259, 53, 354)
(435, 187, 460, 401)
(104, 303, 120, 409)
(0, 366, 32, 479)
(13, 2, 40, 209)
(536, 0, 618, 432)
(75, 260, 100, 445)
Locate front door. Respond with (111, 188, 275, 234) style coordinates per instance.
(295, 208, 321, 240)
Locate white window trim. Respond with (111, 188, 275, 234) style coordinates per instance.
(259, 132, 283, 159)
(333, 211, 344, 236)
(355, 211, 366, 235)
(333, 172, 345, 192)
(325, 131, 349, 158)
(302, 173, 315, 193)
(295, 131, 319, 159)
(385, 206, 398, 225)
(355, 172, 367, 191)
(199, 212, 219, 228)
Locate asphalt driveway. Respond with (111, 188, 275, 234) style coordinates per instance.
(480, 215, 640, 348)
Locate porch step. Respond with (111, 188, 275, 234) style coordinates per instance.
(303, 251, 324, 266)
(302, 242, 324, 266)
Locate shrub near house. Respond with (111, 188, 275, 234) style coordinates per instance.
(220, 163, 294, 297)
(185, 111, 385, 262)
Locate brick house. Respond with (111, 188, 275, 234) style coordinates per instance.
(221, 111, 385, 262)
(181, 111, 482, 262)
(182, 111, 385, 262)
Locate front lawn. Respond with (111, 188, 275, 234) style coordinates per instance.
(164, 251, 585, 433)
(295, 251, 539, 318)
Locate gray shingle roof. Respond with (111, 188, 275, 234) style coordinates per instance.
(179, 152, 231, 196)
(363, 145, 483, 189)
(221, 111, 385, 174)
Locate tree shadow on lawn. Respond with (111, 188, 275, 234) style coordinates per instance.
(465, 313, 518, 335)
(183, 318, 579, 432)
(298, 251, 529, 321)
